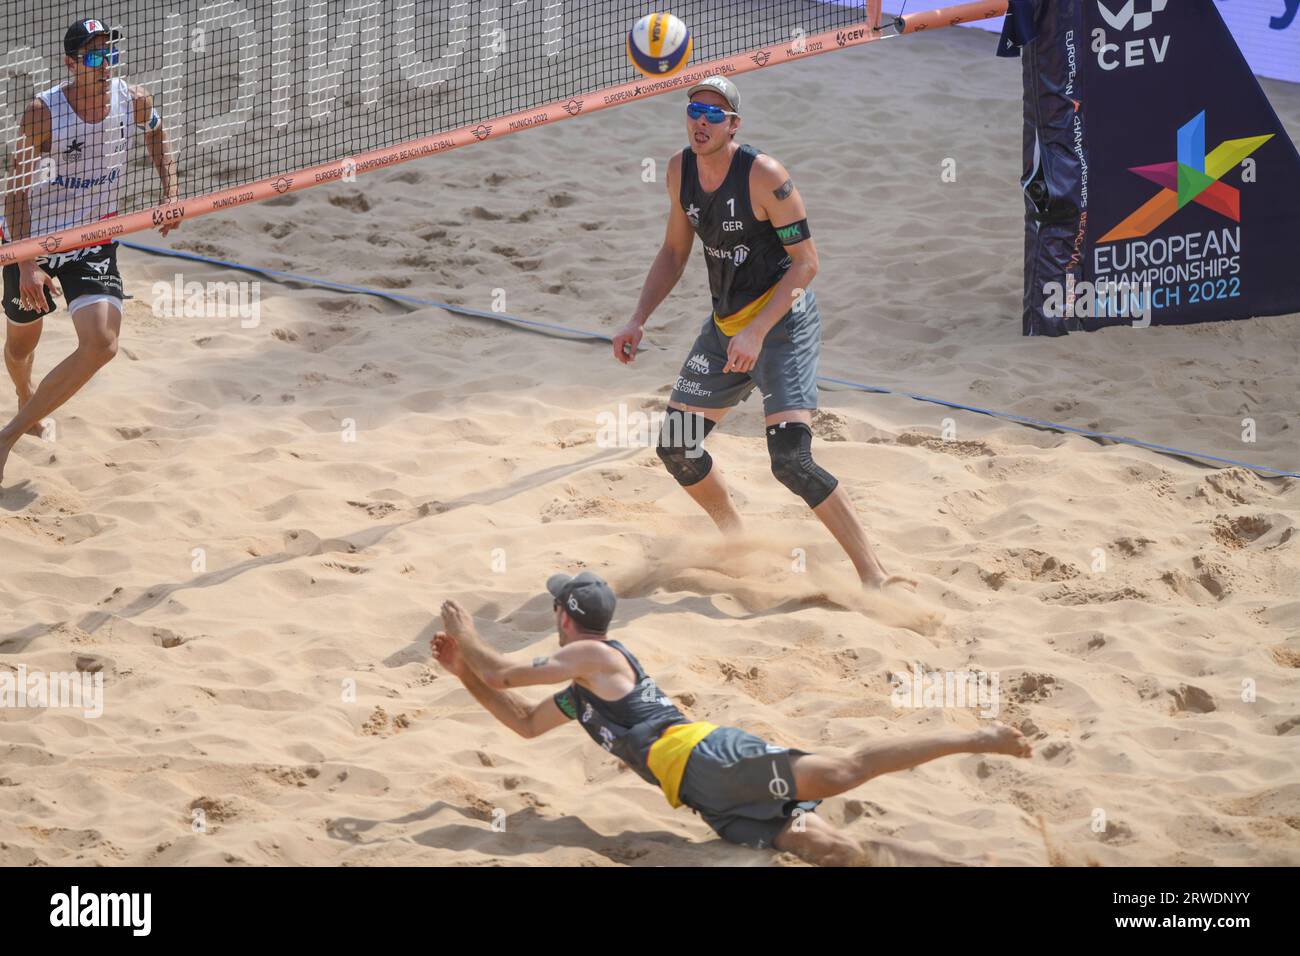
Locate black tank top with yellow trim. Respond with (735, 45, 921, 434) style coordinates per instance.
(552, 640, 687, 786)
(679, 143, 792, 333)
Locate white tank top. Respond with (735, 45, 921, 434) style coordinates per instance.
(28, 78, 133, 237)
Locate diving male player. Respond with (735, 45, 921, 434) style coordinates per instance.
(612, 77, 913, 590)
(431, 571, 1032, 865)
(0, 18, 178, 484)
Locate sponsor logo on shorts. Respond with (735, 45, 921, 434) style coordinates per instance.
(686, 352, 710, 375)
(581, 702, 594, 723)
(673, 376, 713, 398)
(42, 245, 104, 269)
(767, 761, 791, 799)
(86, 258, 110, 276)
(598, 726, 615, 751)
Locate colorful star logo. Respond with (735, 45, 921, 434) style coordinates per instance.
(1101, 111, 1273, 242)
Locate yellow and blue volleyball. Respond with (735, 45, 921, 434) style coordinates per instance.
(627, 13, 692, 78)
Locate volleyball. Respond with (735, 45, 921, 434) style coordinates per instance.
(627, 13, 692, 78)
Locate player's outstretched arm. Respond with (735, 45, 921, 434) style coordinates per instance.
(614, 153, 696, 364)
(431, 628, 572, 739)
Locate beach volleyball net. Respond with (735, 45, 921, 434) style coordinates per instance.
(1, 0, 889, 263)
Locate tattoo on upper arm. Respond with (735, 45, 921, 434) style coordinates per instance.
(532, 656, 550, 668)
(774, 179, 794, 201)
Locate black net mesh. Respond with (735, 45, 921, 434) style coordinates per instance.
(1, 1, 871, 251)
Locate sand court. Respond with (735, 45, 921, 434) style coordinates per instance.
(0, 23, 1297, 866)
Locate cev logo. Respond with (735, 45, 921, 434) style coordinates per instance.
(1094, 1, 1171, 71)
(1097, 0, 1167, 32)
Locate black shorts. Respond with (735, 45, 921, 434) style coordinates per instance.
(679, 726, 821, 850)
(3, 242, 124, 324)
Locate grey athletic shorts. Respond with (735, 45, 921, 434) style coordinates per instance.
(669, 290, 822, 417)
(678, 726, 821, 850)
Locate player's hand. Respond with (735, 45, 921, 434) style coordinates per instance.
(158, 194, 182, 237)
(431, 630, 465, 677)
(17, 262, 56, 315)
(612, 321, 643, 365)
(723, 325, 763, 374)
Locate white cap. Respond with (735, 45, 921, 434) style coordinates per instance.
(687, 76, 740, 113)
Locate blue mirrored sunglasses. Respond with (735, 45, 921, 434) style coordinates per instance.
(687, 101, 738, 124)
(81, 48, 120, 68)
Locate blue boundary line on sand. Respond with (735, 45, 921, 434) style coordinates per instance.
(121, 240, 1300, 479)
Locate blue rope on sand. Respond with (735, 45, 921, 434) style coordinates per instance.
(120, 240, 1300, 480)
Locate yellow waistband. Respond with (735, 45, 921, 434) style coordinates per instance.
(646, 721, 718, 808)
(713, 284, 779, 337)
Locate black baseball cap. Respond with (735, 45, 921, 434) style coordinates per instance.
(546, 571, 616, 633)
(64, 18, 122, 57)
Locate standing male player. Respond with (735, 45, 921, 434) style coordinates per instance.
(612, 78, 912, 590)
(0, 18, 178, 484)
(430, 572, 1032, 865)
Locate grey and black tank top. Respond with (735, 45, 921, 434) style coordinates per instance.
(679, 143, 792, 322)
(552, 640, 687, 786)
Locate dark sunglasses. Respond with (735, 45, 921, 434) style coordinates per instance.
(80, 48, 120, 68)
(687, 101, 738, 124)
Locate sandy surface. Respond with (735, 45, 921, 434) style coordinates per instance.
(1, 24, 1297, 867)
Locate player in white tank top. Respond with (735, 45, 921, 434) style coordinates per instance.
(26, 76, 133, 237)
(0, 17, 179, 484)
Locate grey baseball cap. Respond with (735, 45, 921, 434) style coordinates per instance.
(688, 76, 740, 113)
(547, 571, 616, 633)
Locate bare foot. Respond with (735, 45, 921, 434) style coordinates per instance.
(439, 599, 478, 640)
(864, 572, 919, 592)
(15, 394, 43, 437)
(974, 723, 1033, 759)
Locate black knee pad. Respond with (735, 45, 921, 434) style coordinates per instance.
(767, 421, 838, 508)
(656, 409, 717, 487)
